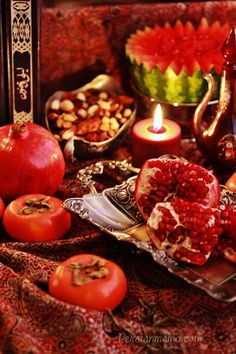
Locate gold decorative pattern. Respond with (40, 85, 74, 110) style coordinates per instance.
(11, 0, 33, 122)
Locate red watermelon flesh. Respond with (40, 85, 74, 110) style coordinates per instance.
(126, 18, 230, 103)
(126, 18, 229, 75)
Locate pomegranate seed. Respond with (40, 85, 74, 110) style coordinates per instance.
(191, 253, 206, 265)
(158, 222, 166, 232)
(175, 226, 183, 235)
(167, 225, 175, 233)
(201, 244, 212, 253)
(158, 233, 166, 241)
(189, 230, 198, 238)
(176, 236, 185, 244)
(167, 233, 179, 243)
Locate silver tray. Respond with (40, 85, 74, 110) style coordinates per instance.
(63, 160, 236, 302)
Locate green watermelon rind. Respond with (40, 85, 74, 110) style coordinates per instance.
(131, 61, 220, 104)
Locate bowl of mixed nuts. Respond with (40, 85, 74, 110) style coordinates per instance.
(45, 75, 136, 158)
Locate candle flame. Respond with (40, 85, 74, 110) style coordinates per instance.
(153, 104, 163, 131)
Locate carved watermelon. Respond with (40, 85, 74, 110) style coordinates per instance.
(126, 19, 230, 103)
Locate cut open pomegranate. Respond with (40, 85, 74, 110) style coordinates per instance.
(146, 199, 222, 265)
(217, 204, 236, 264)
(134, 157, 236, 266)
(135, 157, 221, 221)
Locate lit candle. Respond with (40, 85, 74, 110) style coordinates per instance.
(131, 104, 181, 167)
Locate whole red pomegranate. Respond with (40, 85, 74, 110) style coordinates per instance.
(135, 157, 220, 221)
(146, 199, 222, 265)
(0, 123, 65, 201)
(217, 204, 236, 264)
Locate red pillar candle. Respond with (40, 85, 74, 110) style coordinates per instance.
(131, 104, 181, 167)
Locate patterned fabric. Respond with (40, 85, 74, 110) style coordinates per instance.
(0, 148, 236, 354)
(41, 2, 236, 96)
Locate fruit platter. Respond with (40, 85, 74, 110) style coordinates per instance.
(63, 157, 236, 302)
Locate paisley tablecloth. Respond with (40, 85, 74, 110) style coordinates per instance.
(0, 148, 236, 354)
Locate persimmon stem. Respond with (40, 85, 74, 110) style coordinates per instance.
(67, 257, 109, 286)
(18, 197, 51, 215)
